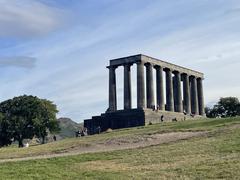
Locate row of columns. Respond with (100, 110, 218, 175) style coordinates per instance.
(108, 62, 205, 116)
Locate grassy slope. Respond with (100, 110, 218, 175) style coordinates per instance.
(0, 117, 240, 179)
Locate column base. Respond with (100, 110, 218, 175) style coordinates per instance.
(84, 108, 205, 135)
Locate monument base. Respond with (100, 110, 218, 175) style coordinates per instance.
(84, 108, 205, 135)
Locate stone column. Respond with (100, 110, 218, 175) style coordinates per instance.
(182, 74, 191, 114)
(165, 69, 174, 111)
(137, 61, 145, 109)
(146, 63, 155, 109)
(108, 66, 117, 111)
(190, 76, 199, 115)
(197, 78, 205, 115)
(155, 66, 164, 110)
(173, 71, 183, 112)
(124, 64, 132, 109)
(173, 76, 177, 111)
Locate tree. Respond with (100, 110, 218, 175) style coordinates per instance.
(218, 97, 240, 117)
(205, 97, 240, 118)
(0, 95, 59, 147)
(32, 99, 60, 144)
(0, 113, 13, 147)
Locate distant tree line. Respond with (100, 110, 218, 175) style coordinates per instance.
(0, 95, 60, 148)
(205, 97, 240, 118)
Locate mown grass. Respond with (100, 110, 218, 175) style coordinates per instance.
(0, 117, 240, 179)
(0, 117, 240, 160)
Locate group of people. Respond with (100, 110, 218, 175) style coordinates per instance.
(75, 128, 88, 137)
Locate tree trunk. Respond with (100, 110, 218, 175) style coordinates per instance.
(18, 138, 24, 148)
(41, 136, 45, 144)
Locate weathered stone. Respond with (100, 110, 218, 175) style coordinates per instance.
(197, 78, 205, 115)
(146, 63, 155, 109)
(173, 71, 183, 113)
(124, 64, 132, 109)
(108, 66, 117, 111)
(190, 76, 199, 115)
(155, 66, 164, 110)
(182, 73, 191, 114)
(84, 54, 205, 135)
(165, 68, 174, 111)
(137, 61, 145, 109)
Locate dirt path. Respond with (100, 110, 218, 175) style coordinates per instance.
(0, 131, 207, 163)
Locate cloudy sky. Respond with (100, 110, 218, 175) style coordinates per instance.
(0, 0, 239, 122)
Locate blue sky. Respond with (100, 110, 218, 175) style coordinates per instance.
(0, 0, 240, 122)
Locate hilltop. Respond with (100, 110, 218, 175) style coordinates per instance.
(57, 117, 83, 139)
(0, 117, 240, 179)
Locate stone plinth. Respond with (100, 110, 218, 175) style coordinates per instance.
(84, 109, 204, 135)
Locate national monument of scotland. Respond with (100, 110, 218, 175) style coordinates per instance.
(84, 54, 205, 134)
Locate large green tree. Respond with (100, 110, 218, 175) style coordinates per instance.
(0, 95, 59, 147)
(0, 113, 13, 147)
(206, 97, 240, 118)
(32, 99, 60, 144)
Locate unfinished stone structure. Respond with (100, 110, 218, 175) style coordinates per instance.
(84, 54, 205, 134)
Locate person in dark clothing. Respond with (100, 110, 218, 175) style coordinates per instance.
(161, 115, 164, 122)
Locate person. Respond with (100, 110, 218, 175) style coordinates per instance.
(76, 130, 80, 137)
(172, 117, 177, 122)
(83, 128, 88, 136)
(53, 135, 57, 141)
(96, 126, 101, 134)
(152, 105, 155, 111)
(25, 143, 29, 148)
(161, 115, 164, 122)
(183, 110, 187, 115)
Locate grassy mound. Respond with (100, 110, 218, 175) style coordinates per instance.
(0, 117, 240, 179)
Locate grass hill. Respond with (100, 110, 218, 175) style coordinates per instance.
(0, 117, 240, 179)
(57, 117, 83, 138)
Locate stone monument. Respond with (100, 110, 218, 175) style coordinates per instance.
(84, 54, 205, 134)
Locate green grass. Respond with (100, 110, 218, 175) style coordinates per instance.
(0, 117, 239, 160)
(0, 117, 240, 179)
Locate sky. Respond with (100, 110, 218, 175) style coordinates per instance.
(0, 0, 240, 122)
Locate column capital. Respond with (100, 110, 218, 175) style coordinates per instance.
(154, 65, 163, 70)
(136, 60, 144, 65)
(181, 73, 189, 77)
(107, 65, 118, 70)
(144, 62, 154, 67)
(123, 63, 133, 67)
(196, 77, 203, 81)
(189, 75, 196, 80)
(173, 70, 181, 75)
(164, 67, 172, 72)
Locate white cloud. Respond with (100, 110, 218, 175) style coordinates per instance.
(0, 0, 67, 38)
(0, 0, 240, 122)
(0, 56, 36, 68)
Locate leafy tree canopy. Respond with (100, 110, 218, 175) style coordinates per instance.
(205, 97, 240, 118)
(0, 95, 59, 147)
